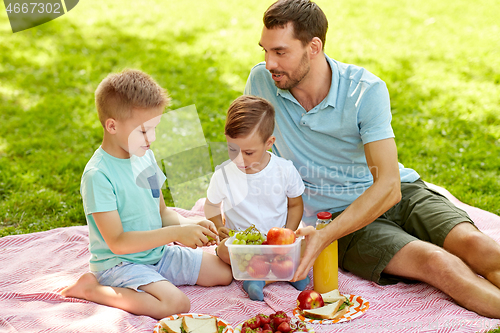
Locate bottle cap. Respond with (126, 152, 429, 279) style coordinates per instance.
(317, 212, 332, 220)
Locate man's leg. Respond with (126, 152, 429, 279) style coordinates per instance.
(383, 240, 500, 318)
(443, 222, 500, 288)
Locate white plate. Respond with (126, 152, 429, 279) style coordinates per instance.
(153, 313, 233, 333)
(293, 294, 369, 324)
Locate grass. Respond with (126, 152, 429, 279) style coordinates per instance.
(0, 0, 499, 330)
(4, 0, 498, 235)
(0, 1, 499, 224)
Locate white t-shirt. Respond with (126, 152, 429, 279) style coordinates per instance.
(206, 152, 305, 235)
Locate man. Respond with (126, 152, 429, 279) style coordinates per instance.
(244, 0, 500, 318)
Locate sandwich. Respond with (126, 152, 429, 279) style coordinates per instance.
(182, 316, 218, 333)
(320, 289, 346, 303)
(159, 316, 218, 333)
(302, 290, 352, 320)
(160, 318, 184, 333)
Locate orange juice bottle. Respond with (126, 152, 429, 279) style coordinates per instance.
(313, 212, 339, 293)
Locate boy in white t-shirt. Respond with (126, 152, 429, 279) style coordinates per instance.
(204, 95, 308, 301)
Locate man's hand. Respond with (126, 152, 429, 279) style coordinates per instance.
(217, 226, 232, 241)
(291, 226, 330, 281)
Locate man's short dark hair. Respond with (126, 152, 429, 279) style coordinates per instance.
(264, 0, 328, 49)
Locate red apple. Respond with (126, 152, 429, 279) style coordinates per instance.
(271, 254, 294, 279)
(296, 289, 324, 310)
(266, 227, 296, 245)
(246, 255, 271, 279)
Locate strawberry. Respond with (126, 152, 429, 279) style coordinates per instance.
(261, 323, 272, 331)
(241, 327, 254, 333)
(257, 314, 270, 325)
(272, 315, 287, 327)
(246, 316, 261, 330)
(277, 322, 292, 333)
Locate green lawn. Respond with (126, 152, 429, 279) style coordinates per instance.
(0, 0, 499, 330)
(3, 0, 499, 236)
(1, 1, 499, 218)
(1, 0, 500, 225)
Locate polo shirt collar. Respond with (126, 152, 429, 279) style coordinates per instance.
(276, 54, 339, 110)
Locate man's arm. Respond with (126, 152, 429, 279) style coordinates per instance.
(293, 138, 401, 280)
(285, 195, 303, 231)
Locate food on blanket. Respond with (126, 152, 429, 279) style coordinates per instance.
(159, 316, 218, 333)
(246, 255, 271, 278)
(270, 254, 294, 279)
(266, 227, 296, 245)
(296, 290, 324, 310)
(183, 316, 218, 333)
(301, 292, 353, 320)
(320, 289, 345, 303)
(241, 311, 308, 333)
(232, 225, 266, 245)
(160, 318, 184, 333)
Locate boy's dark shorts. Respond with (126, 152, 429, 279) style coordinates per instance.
(336, 179, 474, 285)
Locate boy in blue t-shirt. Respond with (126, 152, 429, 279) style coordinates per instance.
(61, 69, 232, 319)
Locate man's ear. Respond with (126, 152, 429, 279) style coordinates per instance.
(266, 135, 276, 150)
(104, 118, 117, 134)
(309, 37, 323, 59)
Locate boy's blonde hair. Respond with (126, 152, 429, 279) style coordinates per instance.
(95, 69, 171, 126)
(225, 95, 275, 142)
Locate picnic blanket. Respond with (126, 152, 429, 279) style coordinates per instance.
(1, 184, 499, 333)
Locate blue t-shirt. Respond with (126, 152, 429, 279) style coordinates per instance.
(245, 55, 419, 225)
(81, 147, 167, 271)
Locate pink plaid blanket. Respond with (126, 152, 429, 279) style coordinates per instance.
(1, 186, 499, 333)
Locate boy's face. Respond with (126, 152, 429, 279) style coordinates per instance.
(259, 22, 311, 90)
(226, 130, 275, 174)
(113, 107, 163, 158)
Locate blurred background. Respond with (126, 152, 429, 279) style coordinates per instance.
(0, 0, 499, 236)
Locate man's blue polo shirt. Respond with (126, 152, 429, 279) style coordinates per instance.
(244, 55, 420, 225)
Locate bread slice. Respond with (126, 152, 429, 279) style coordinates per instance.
(320, 289, 345, 303)
(302, 299, 342, 319)
(329, 306, 349, 320)
(160, 318, 183, 333)
(182, 316, 217, 333)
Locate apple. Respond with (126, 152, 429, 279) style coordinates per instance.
(296, 289, 324, 310)
(246, 255, 271, 279)
(271, 254, 294, 279)
(266, 227, 296, 245)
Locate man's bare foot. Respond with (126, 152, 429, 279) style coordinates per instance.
(61, 272, 98, 300)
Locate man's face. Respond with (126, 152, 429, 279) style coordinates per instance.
(259, 23, 311, 90)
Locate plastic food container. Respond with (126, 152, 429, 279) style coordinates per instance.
(226, 236, 302, 281)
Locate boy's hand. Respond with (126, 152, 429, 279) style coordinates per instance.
(197, 220, 219, 246)
(217, 227, 232, 241)
(176, 224, 218, 249)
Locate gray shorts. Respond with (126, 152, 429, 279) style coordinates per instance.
(336, 179, 474, 285)
(93, 245, 203, 291)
